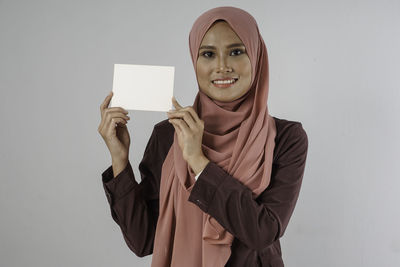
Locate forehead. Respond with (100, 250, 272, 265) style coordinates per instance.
(200, 21, 242, 45)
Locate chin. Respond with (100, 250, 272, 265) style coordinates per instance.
(213, 95, 237, 102)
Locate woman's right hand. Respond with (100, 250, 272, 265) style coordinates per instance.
(98, 91, 131, 161)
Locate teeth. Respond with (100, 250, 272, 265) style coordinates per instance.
(213, 79, 236, 84)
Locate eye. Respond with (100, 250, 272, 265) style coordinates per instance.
(231, 49, 244, 56)
(201, 51, 214, 58)
(200, 49, 245, 59)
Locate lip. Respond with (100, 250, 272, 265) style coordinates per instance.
(211, 77, 238, 88)
(212, 77, 238, 82)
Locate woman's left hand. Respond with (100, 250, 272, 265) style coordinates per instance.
(167, 96, 206, 165)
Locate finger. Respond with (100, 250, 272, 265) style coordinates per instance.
(172, 96, 183, 110)
(106, 110, 130, 123)
(169, 119, 182, 136)
(101, 107, 128, 127)
(101, 109, 130, 131)
(170, 118, 190, 137)
(106, 117, 128, 137)
(181, 106, 202, 125)
(100, 91, 113, 112)
(109, 117, 128, 127)
(106, 107, 129, 114)
(167, 110, 196, 130)
(100, 107, 129, 129)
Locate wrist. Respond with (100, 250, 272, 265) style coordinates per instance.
(189, 155, 210, 175)
(111, 157, 128, 178)
(112, 153, 128, 163)
(112, 156, 128, 169)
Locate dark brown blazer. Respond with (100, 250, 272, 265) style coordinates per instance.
(101, 116, 308, 267)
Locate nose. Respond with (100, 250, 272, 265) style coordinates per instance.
(216, 56, 232, 73)
(217, 65, 232, 72)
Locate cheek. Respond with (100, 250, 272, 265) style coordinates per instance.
(238, 58, 252, 74)
(233, 54, 251, 73)
(196, 62, 211, 92)
(196, 62, 210, 81)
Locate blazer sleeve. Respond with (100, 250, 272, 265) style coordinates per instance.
(101, 126, 161, 257)
(195, 169, 203, 181)
(188, 123, 308, 252)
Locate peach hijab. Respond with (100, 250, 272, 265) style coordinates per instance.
(151, 6, 277, 267)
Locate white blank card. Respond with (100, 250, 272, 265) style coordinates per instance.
(110, 64, 175, 112)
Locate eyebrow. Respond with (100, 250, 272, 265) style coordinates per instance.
(199, 43, 245, 50)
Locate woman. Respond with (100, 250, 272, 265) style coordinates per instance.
(98, 6, 308, 267)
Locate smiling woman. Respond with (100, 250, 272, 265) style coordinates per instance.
(100, 6, 308, 267)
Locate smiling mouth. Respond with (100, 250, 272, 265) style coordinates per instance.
(211, 78, 239, 88)
(211, 78, 239, 85)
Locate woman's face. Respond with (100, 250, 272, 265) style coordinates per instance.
(196, 21, 252, 102)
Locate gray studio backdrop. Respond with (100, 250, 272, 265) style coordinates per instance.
(1, 0, 399, 266)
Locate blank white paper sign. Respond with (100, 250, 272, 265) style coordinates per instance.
(110, 64, 175, 112)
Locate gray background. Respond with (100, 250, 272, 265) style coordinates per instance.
(1, 0, 399, 266)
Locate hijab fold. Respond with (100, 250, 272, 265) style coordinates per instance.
(151, 6, 277, 267)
